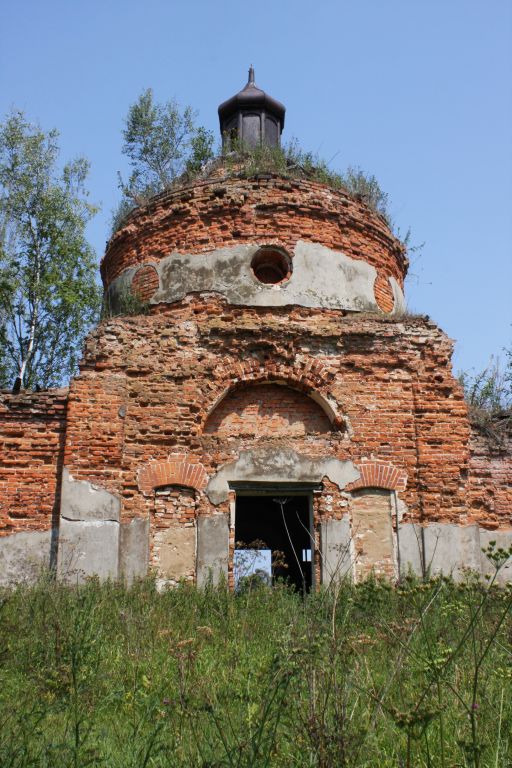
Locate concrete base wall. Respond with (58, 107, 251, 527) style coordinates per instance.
(479, 529, 512, 586)
(1, 515, 511, 588)
(56, 469, 149, 585)
(0, 529, 53, 587)
(398, 523, 512, 586)
(119, 517, 149, 584)
(319, 518, 512, 587)
(56, 515, 149, 586)
(320, 516, 352, 585)
(57, 469, 121, 583)
(197, 514, 229, 587)
(57, 519, 119, 583)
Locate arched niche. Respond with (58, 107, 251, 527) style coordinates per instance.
(204, 382, 333, 437)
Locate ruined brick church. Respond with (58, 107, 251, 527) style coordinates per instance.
(1, 70, 511, 587)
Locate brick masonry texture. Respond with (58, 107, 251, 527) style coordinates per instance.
(139, 454, 208, 496)
(57, 302, 504, 527)
(0, 389, 67, 534)
(1, 172, 510, 583)
(2, 303, 510, 546)
(204, 383, 332, 437)
(373, 273, 396, 313)
(101, 175, 408, 296)
(131, 265, 160, 302)
(467, 426, 512, 528)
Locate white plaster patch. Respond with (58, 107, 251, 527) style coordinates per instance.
(108, 240, 405, 314)
(206, 448, 360, 505)
(60, 468, 121, 522)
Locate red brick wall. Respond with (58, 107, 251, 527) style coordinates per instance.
(1, 303, 510, 559)
(65, 300, 476, 528)
(204, 383, 331, 437)
(374, 273, 395, 313)
(0, 389, 68, 534)
(101, 175, 407, 295)
(131, 265, 159, 301)
(1, 164, 509, 590)
(62, 373, 127, 494)
(467, 426, 512, 528)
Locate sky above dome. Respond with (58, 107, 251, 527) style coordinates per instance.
(1, 0, 510, 375)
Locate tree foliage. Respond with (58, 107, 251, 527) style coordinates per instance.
(116, 88, 215, 214)
(0, 110, 101, 390)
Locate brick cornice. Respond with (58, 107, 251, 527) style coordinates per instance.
(138, 453, 208, 495)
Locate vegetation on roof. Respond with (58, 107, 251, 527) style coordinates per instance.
(111, 90, 396, 236)
(458, 351, 512, 444)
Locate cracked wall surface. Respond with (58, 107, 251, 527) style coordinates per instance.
(69, 302, 474, 527)
(0, 173, 510, 586)
(1, 297, 511, 586)
(107, 241, 406, 315)
(102, 175, 408, 306)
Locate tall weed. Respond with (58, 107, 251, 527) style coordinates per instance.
(1, 557, 511, 766)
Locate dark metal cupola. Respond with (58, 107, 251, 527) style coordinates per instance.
(218, 66, 285, 150)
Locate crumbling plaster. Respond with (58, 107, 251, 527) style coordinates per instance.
(206, 448, 361, 505)
(398, 522, 512, 586)
(0, 529, 53, 587)
(1, 163, 511, 589)
(108, 241, 405, 315)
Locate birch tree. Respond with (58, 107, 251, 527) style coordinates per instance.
(118, 89, 214, 203)
(0, 110, 101, 390)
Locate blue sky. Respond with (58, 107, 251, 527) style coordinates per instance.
(1, 0, 511, 375)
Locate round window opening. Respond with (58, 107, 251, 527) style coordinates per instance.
(251, 247, 292, 285)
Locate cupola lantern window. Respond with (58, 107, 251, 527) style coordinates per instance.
(218, 66, 285, 150)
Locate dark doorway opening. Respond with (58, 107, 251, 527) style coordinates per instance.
(234, 494, 313, 592)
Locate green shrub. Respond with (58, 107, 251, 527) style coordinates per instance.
(111, 139, 397, 236)
(101, 286, 151, 319)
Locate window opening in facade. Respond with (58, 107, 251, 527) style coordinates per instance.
(234, 492, 313, 592)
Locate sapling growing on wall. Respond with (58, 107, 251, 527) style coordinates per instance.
(115, 88, 215, 221)
(458, 356, 512, 415)
(112, 91, 399, 234)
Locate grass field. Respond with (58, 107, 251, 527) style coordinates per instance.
(1, 551, 511, 767)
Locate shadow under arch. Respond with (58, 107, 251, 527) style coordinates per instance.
(202, 377, 347, 434)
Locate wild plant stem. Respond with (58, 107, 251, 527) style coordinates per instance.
(494, 686, 504, 768)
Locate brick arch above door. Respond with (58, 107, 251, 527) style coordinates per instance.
(346, 460, 407, 493)
(138, 453, 208, 496)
